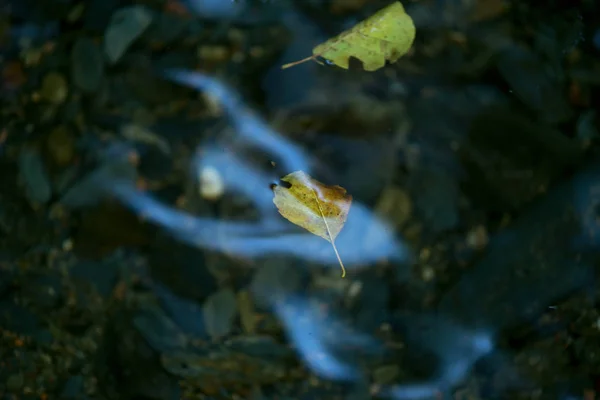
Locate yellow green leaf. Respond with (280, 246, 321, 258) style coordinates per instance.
(272, 171, 352, 277)
(282, 1, 416, 72)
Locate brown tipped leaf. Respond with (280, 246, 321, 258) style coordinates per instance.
(272, 171, 352, 277)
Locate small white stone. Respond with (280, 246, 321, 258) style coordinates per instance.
(199, 166, 224, 200)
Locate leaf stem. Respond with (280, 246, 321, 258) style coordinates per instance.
(331, 241, 346, 278)
(311, 189, 346, 278)
(281, 55, 315, 69)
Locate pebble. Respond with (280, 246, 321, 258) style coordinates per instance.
(19, 147, 52, 205)
(104, 6, 153, 64)
(47, 126, 75, 166)
(203, 288, 238, 340)
(376, 185, 412, 228)
(6, 373, 24, 392)
(466, 225, 489, 250)
(372, 364, 400, 384)
(72, 37, 105, 92)
(40, 72, 68, 104)
(121, 123, 170, 154)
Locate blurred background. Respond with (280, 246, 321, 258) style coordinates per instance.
(1, 0, 600, 399)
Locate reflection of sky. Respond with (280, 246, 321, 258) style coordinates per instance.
(274, 295, 382, 381)
(383, 315, 494, 399)
(108, 69, 407, 268)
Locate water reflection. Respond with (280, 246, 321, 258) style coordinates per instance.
(383, 315, 494, 399)
(106, 70, 408, 269)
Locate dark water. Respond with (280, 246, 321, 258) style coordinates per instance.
(1, 0, 600, 399)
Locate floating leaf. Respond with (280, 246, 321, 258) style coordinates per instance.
(272, 171, 352, 277)
(282, 1, 415, 71)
